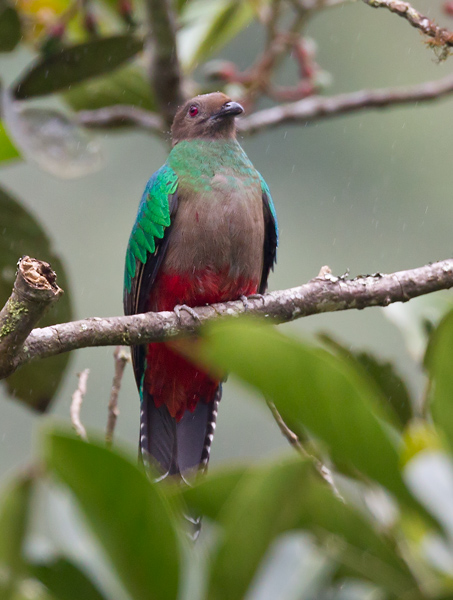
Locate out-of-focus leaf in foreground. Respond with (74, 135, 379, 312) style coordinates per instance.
(0, 473, 34, 597)
(320, 333, 412, 429)
(201, 320, 412, 503)
(198, 320, 412, 506)
(0, 186, 72, 411)
(0, 121, 20, 163)
(182, 459, 419, 600)
(426, 309, 453, 452)
(31, 557, 107, 600)
(14, 35, 144, 99)
(45, 431, 181, 600)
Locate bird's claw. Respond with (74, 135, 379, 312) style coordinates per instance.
(239, 293, 265, 312)
(247, 293, 265, 303)
(174, 304, 201, 324)
(239, 295, 249, 312)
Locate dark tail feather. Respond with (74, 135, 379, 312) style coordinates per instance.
(140, 391, 176, 478)
(177, 386, 221, 539)
(176, 385, 222, 480)
(139, 385, 222, 480)
(140, 386, 222, 539)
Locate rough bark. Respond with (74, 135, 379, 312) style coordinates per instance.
(1, 258, 452, 379)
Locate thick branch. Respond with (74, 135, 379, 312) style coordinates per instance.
(361, 0, 453, 47)
(2, 259, 453, 378)
(0, 257, 62, 378)
(144, 0, 184, 128)
(238, 73, 453, 134)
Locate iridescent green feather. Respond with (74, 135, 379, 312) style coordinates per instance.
(124, 164, 178, 292)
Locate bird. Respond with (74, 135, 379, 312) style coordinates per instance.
(124, 92, 278, 483)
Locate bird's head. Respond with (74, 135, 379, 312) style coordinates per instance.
(171, 92, 244, 146)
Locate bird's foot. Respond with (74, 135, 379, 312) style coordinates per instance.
(174, 304, 201, 324)
(239, 293, 266, 312)
(247, 293, 265, 303)
(239, 295, 249, 312)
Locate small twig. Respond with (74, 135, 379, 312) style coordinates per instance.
(242, 9, 309, 110)
(267, 399, 306, 454)
(70, 369, 89, 441)
(299, 0, 353, 8)
(106, 346, 130, 448)
(266, 399, 341, 497)
(361, 0, 453, 48)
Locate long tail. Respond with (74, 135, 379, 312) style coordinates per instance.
(139, 385, 221, 482)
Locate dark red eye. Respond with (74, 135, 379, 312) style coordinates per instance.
(188, 105, 199, 117)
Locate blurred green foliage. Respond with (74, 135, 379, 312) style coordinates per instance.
(2, 0, 453, 598)
(2, 316, 453, 599)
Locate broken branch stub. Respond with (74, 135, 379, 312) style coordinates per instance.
(0, 256, 62, 378)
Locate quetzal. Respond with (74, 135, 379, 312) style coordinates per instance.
(124, 92, 278, 481)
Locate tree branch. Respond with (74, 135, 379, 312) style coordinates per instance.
(75, 105, 165, 137)
(144, 0, 184, 128)
(75, 73, 453, 137)
(361, 0, 453, 48)
(238, 73, 453, 134)
(1, 259, 453, 380)
(0, 256, 62, 379)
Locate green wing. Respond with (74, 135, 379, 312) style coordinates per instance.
(124, 163, 178, 295)
(124, 163, 179, 388)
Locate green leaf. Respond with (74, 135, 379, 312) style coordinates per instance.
(14, 35, 144, 99)
(0, 121, 20, 163)
(294, 482, 417, 596)
(0, 0, 21, 52)
(180, 464, 249, 520)
(183, 460, 419, 600)
(0, 186, 72, 411)
(0, 473, 34, 594)
(64, 65, 156, 112)
(45, 431, 181, 600)
(31, 557, 107, 600)
(206, 459, 315, 600)
(426, 310, 453, 451)
(199, 320, 412, 505)
(320, 334, 412, 429)
(179, 0, 255, 72)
